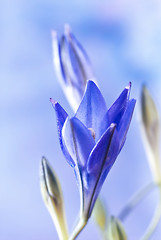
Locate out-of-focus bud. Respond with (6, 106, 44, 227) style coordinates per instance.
(106, 216, 127, 240)
(92, 198, 107, 232)
(52, 24, 95, 111)
(40, 157, 68, 240)
(141, 85, 161, 183)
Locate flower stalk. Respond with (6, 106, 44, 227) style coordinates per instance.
(141, 186, 161, 240)
(118, 182, 156, 221)
(69, 216, 87, 240)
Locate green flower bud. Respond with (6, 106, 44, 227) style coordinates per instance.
(141, 85, 161, 183)
(106, 216, 127, 240)
(40, 157, 68, 240)
(92, 198, 107, 232)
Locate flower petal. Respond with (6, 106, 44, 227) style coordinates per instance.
(63, 25, 94, 87)
(117, 99, 136, 151)
(62, 117, 95, 168)
(87, 123, 116, 173)
(53, 26, 95, 111)
(62, 29, 87, 92)
(51, 99, 75, 167)
(52, 31, 67, 84)
(61, 25, 94, 106)
(108, 83, 131, 126)
(75, 80, 108, 141)
(81, 124, 116, 218)
(68, 27, 94, 79)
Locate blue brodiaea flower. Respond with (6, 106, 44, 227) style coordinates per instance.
(52, 25, 95, 111)
(51, 80, 136, 221)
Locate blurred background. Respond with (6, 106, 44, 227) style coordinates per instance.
(1, 0, 161, 239)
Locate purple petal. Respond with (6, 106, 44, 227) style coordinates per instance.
(75, 81, 108, 141)
(62, 117, 95, 167)
(69, 30, 94, 78)
(63, 33, 86, 89)
(64, 26, 94, 86)
(87, 99, 136, 215)
(81, 124, 116, 217)
(70, 31, 91, 65)
(88, 165, 112, 217)
(50, 99, 75, 167)
(108, 83, 131, 126)
(59, 26, 93, 100)
(52, 31, 67, 83)
(117, 99, 136, 151)
(87, 123, 116, 173)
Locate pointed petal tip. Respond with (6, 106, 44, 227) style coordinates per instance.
(86, 80, 98, 89)
(40, 156, 47, 179)
(51, 30, 57, 38)
(141, 84, 148, 95)
(110, 123, 117, 133)
(64, 24, 71, 36)
(141, 81, 147, 89)
(50, 98, 58, 107)
(41, 156, 46, 163)
(110, 123, 116, 128)
(125, 82, 131, 90)
(87, 79, 95, 85)
(41, 156, 49, 166)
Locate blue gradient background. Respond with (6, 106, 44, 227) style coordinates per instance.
(1, 0, 161, 239)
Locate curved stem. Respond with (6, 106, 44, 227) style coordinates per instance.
(140, 187, 161, 240)
(69, 217, 87, 240)
(118, 182, 156, 221)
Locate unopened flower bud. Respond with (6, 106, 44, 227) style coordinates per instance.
(141, 85, 161, 183)
(92, 198, 107, 232)
(52, 25, 95, 111)
(106, 216, 127, 240)
(40, 157, 68, 240)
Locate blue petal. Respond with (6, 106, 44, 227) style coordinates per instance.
(75, 81, 108, 141)
(108, 83, 131, 126)
(87, 123, 116, 173)
(61, 27, 88, 96)
(88, 164, 112, 217)
(52, 31, 67, 83)
(62, 117, 95, 168)
(70, 31, 91, 65)
(81, 124, 116, 218)
(69, 31, 94, 80)
(64, 26, 93, 86)
(50, 99, 75, 167)
(63, 34, 86, 87)
(87, 100, 136, 215)
(87, 129, 120, 217)
(117, 99, 136, 151)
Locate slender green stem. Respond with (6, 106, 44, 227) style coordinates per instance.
(140, 187, 161, 240)
(69, 217, 87, 240)
(118, 182, 156, 221)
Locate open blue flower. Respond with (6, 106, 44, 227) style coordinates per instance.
(52, 25, 95, 111)
(51, 80, 136, 220)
